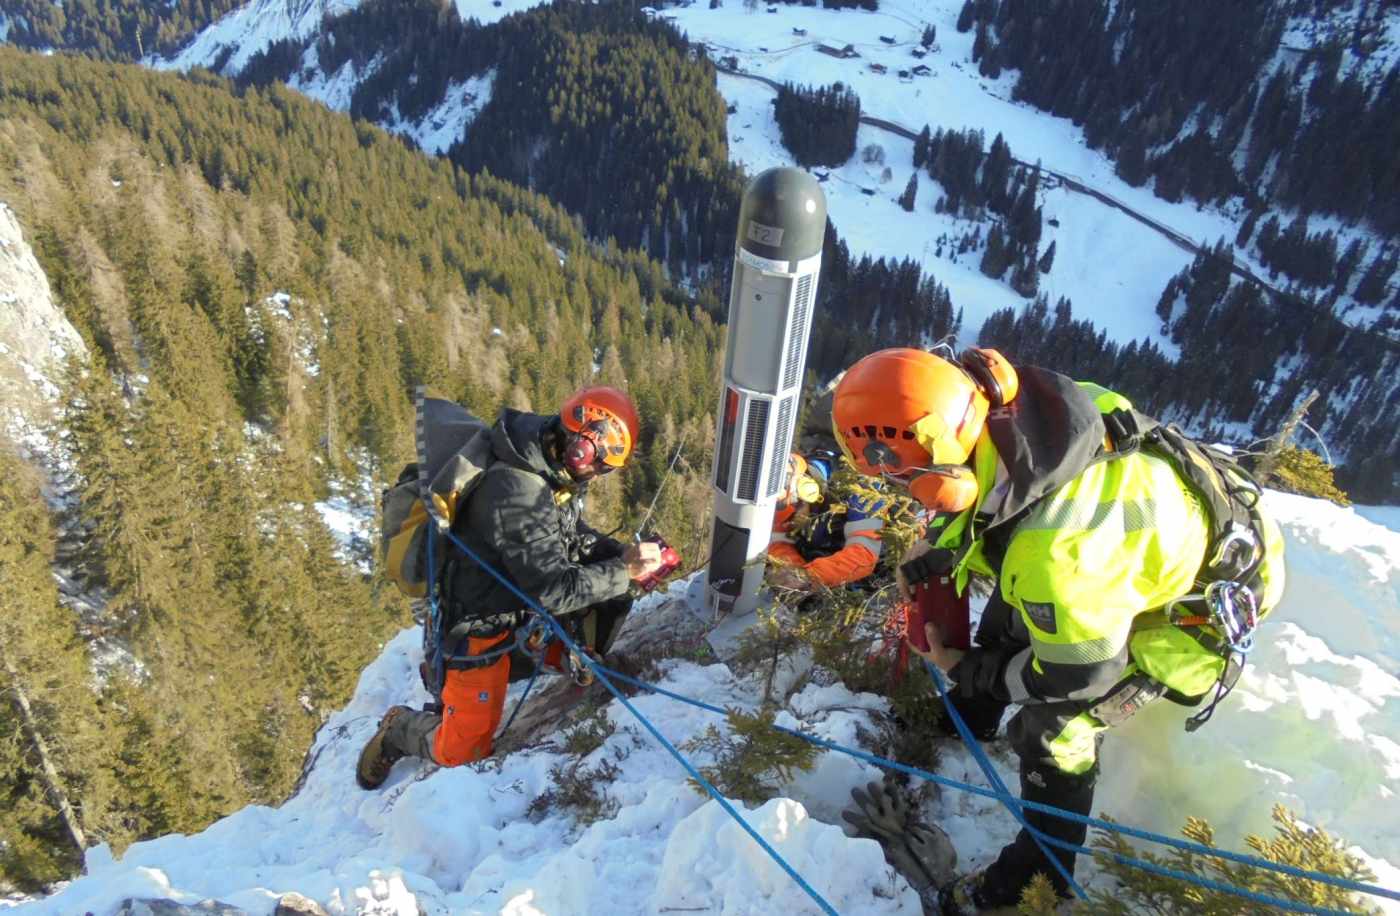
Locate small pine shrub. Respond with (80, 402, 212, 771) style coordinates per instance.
(560, 707, 616, 757)
(630, 634, 716, 687)
(733, 581, 946, 776)
(527, 758, 622, 826)
(1083, 805, 1379, 914)
(1017, 873, 1060, 914)
(681, 707, 821, 806)
(1269, 446, 1350, 505)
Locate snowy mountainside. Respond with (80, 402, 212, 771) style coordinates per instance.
(150, 0, 544, 79)
(152, 0, 1399, 482)
(0, 200, 85, 448)
(26, 492, 1400, 915)
(151, 0, 362, 77)
(150, 0, 538, 151)
(669, 0, 1399, 346)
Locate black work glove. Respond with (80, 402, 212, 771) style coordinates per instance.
(948, 647, 1015, 703)
(898, 546, 957, 591)
(841, 780, 957, 897)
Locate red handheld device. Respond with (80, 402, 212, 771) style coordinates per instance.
(634, 535, 681, 592)
(905, 576, 971, 652)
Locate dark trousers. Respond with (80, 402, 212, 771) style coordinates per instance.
(947, 597, 1115, 904)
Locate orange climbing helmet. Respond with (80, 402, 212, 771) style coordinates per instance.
(560, 386, 640, 472)
(831, 347, 1018, 513)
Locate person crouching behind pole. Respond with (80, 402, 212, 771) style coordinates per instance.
(357, 386, 666, 789)
(830, 347, 1285, 913)
(767, 450, 887, 594)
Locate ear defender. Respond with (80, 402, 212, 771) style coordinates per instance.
(958, 348, 1019, 409)
(794, 474, 823, 504)
(563, 433, 597, 474)
(907, 465, 981, 513)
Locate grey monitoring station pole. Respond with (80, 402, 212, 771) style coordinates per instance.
(706, 167, 827, 618)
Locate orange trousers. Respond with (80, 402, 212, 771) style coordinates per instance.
(432, 632, 512, 766)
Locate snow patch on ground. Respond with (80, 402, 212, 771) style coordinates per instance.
(451, 0, 551, 27)
(29, 490, 1400, 914)
(1280, 1, 1400, 81)
(313, 453, 379, 575)
(151, 0, 362, 75)
(286, 44, 371, 113)
(154, 0, 548, 78)
(386, 71, 496, 155)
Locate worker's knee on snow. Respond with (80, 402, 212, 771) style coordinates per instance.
(431, 698, 497, 766)
(432, 721, 492, 766)
(433, 658, 510, 766)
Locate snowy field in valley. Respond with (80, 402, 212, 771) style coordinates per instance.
(23, 491, 1400, 915)
(668, 0, 1291, 354)
(144, 0, 1396, 352)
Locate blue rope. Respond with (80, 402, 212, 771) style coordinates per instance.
(497, 666, 540, 738)
(421, 514, 1395, 912)
(920, 659, 1087, 900)
(439, 529, 839, 916)
(591, 663, 1398, 912)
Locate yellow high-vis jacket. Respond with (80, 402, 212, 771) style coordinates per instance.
(928, 367, 1286, 706)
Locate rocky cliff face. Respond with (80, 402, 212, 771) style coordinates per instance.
(0, 200, 85, 454)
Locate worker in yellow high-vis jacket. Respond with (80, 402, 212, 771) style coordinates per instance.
(830, 347, 1285, 913)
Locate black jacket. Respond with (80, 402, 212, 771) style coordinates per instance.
(443, 409, 630, 633)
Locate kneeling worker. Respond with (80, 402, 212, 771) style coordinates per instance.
(768, 450, 887, 592)
(830, 347, 1285, 912)
(357, 386, 666, 789)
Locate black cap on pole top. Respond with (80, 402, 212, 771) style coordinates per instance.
(737, 167, 827, 264)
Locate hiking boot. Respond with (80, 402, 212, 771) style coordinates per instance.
(936, 869, 994, 915)
(356, 705, 411, 790)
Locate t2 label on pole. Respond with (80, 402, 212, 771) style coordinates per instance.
(746, 220, 785, 247)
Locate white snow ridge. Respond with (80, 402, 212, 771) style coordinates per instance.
(0, 200, 86, 449)
(25, 492, 1400, 915)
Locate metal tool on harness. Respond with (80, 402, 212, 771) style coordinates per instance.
(1168, 519, 1263, 656)
(521, 616, 598, 687)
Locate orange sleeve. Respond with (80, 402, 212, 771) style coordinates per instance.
(801, 541, 878, 587)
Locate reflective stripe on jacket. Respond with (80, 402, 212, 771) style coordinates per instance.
(769, 497, 884, 587)
(933, 369, 1285, 704)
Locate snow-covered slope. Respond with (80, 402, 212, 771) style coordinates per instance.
(0, 200, 86, 448)
(151, 0, 362, 77)
(150, 0, 546, 77)
(27, 492, 1400, 915)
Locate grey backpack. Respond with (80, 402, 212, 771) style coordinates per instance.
(380, 391, 495, 598)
